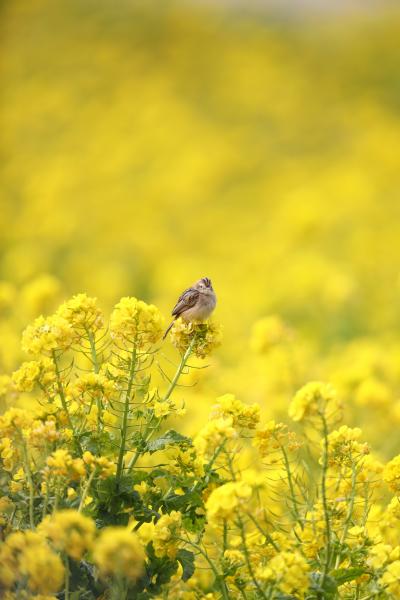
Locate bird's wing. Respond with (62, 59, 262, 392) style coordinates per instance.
(172, 287, 200, 317)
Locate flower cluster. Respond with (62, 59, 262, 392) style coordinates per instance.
(67, 372, 116, 405)
(253, 420, 301, 458)
(93, 527, 145, 582)
(110, 296, 164, 346)
(38, 510, 95, 560)
(206, 481, 251, 522)
(170, 318, 222, 358)
(289, 381, 342, 423)
(326, 425, 369, 468)
(210, 393, 260, 430)
(0, 531, 64, 595)
(46, 449, 86, 479)
(383, 455, 400, 493)
(22, 314, 76, 355)
(257, 551, 310, 597)
(12, 358, 56, 392)
(150, 511, 183, 559)
(194, 417, 237, 459)
(56, 293, 104, 333)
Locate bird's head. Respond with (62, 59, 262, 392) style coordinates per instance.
(195, 277, 214, 293)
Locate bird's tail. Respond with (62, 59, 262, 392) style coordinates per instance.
(163, 319, 175, 340)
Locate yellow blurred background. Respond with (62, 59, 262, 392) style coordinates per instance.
(2, 0, 400, 453)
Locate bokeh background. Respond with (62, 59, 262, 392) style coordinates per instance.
(2, 0, 400, 453)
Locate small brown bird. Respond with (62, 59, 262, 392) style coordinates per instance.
(163, 277, 217, 339)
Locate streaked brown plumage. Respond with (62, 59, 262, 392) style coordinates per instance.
(163, 277, 217, 339)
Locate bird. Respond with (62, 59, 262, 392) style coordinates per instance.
(163, 277, 217, 339)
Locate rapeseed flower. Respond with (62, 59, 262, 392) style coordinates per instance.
(93, 527, 145, 581)
(38, 509, 95, 560)
(210, 393, 260, 430)
(110, 296, 163, 346)
(257, 551, 310, 597)
(289, 381, 341, 423)
(22, 314, 75, 355)
(56, 293, 104, 333)
(170, 319, 222, 358)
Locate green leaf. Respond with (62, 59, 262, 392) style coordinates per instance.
(176, 549, 195, 582)
(163, 490, 203, 511)
(310, 572, 337, 598)
(331, 567, 366, 584)
(146, 430, 191, 454)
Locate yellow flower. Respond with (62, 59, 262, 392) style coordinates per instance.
(110, 296, 164, 347)
(325, 426, 369, 468)
(254, 420, 301, 458)
(170, 319, 222, 359)
(57, 293, 104, 333)
(153, 401, 172, 418)
(38, 509, 95, 560)
(0, 531, 64, 594)
(68, 372, 116, 405)
(380, 560, 400, 595)
(0, 437, 17, 471)
(83, 451, 116, 478)
(193, 417, 237, 459)
(46, 449, 86, 480)
(288, 381, 341, 423)
(22, 314, 75, 355)
(368, 542, 393, 569)
(346, 525, 366, 548)
(170, 448, 205, 478)
(222, 549, 244, 568)
(387, 496, 400, 520)
(29, 418, 60, 447)
(93, 527, 145, 581)
(210, 393, 260, 430)
(257, 551, 310, 598)
(12, 360, 40, 392)
(67, 487, 77, 500)
(152, 511, 182, 558)
(206, 480, 253, 523)
(0, 408, 34, 437)
(19, 543, 65, 594)
(383, 455, 400, 493)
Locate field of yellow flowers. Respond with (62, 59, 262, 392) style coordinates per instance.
(2, 1, 400, 598)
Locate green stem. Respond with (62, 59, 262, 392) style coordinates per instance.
(164, 336, 196, 401)
(281, 444, 301, 524)
(78, 468, 96, 512)
(111, 577, 127, 600)
(320, 414, 332, 591)
(21, 439, 35, 529)
(237, 516, 267, 599)
(246, 512, 280, 552)
(87, 330, 100, 373)
(224, 450, 267, 599)
(87, 330, 102, 433)
(116, 347, 137, 486)
(177, 537, 229, 600)
(223, 520, 228, 552)
(126, 337, 196, 472)
(335, 462, 357, 568)
(42, 478, 49, 520)
(52, 350, 82, 456)
(64, 555, 70, 600)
